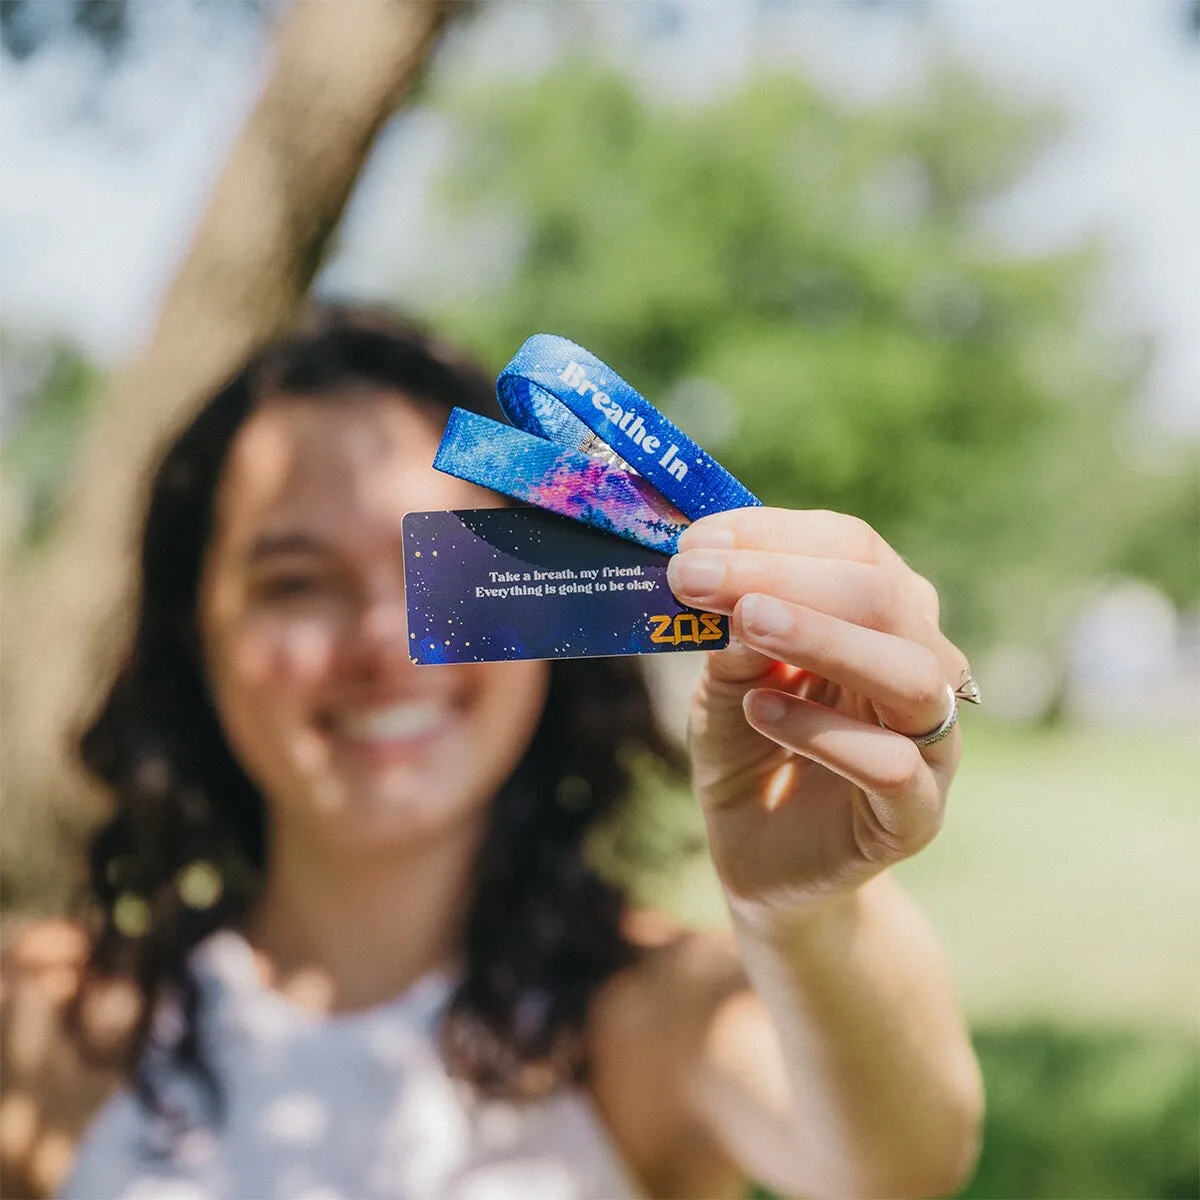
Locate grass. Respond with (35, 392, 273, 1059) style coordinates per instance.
(639, 718, 1200, 1031)
(963, 1024, 1199, 1199)
(896, 719, 1200, 1032)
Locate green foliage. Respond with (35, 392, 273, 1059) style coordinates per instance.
(962, 1025, 1200, 1200)
(420, 60, 1194, 648)
(1108, 452, 1200, 611)
(0, 334, 101, 550)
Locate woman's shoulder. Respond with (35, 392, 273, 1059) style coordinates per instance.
(584, 910, 752, 1200)
(595, 907, 749, 1033)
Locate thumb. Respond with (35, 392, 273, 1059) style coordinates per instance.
(691, 638, 782, 741)
(705, 636, 781, 690)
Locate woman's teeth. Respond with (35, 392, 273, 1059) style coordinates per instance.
(339, 701, 446, 742)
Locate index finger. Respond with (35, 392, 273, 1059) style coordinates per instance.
(679, 508, 899, 567)
(676, 508, 970, 688)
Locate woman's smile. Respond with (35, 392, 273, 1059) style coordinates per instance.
(333, 697, 452, 745)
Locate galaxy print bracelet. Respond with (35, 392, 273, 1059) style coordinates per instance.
(432, 335, 761, 553)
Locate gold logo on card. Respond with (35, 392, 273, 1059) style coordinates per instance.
(648, 612, 725, 646)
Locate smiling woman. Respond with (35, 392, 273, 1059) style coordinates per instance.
(71, 307, 665, 1107)
(199, 392, 548, 857)
(44, 305, 984, 1200)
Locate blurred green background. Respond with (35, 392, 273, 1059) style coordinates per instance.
(620, 718, 1199, 1199)
(2, 2, 1197, 1197)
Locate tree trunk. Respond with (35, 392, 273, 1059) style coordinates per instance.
(1, 0, 459, 910)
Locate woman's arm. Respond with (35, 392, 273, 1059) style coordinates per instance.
(642, 507, 983, 1198)
(590, 894, 980, 1200)
(705, 877, 983, 1199)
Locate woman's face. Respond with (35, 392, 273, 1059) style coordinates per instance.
(198, 390, 549, 855)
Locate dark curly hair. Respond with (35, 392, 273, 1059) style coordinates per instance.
(76, 305, 684, 1120)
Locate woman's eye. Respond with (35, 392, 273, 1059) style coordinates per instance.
(255, 574, 329, 602)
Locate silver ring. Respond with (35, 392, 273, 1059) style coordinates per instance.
(954, 668, 982, 706)
(880, 684, 959, 748)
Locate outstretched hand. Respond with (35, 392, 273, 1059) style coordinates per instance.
(667, 508, 970, 919)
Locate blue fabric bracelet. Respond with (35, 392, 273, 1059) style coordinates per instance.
(434, 334, 761, 553)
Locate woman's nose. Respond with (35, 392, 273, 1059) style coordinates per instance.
(349, 586, 413, 675)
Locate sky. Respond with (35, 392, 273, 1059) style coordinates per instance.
(1, 0, 1197, 430)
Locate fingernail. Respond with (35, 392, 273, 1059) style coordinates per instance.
(741, 593, 791, 638)
(667, 550, 726, 598)
(678, 522, 734, 551)
(746, 689, 787, 725)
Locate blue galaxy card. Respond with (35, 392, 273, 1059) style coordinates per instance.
(403, 507, 729, 665)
